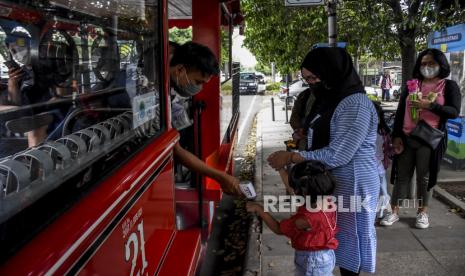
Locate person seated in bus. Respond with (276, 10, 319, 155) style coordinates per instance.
(169, 41, 241, 195)
(0, 26, 55, 147)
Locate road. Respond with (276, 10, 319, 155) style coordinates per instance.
(236, 95, 266, 154)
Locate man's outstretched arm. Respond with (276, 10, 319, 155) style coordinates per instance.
(173, 142, 241, 195)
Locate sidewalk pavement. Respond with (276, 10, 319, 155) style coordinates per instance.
(244, 97, 465, 276)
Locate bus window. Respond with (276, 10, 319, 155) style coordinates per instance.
(0, 0, 163, 261)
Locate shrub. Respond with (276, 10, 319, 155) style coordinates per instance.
(266, 82, 281, 92)
(221, 80, 232, 95)
(367, 94, 380, 102)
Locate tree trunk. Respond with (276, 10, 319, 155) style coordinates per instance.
(399, 30, 416, 93)
(353, 54, 359, 75)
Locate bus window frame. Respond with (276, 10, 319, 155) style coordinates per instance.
(0, 0, 167, 253)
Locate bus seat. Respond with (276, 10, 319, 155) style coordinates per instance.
(5, 112, 53, 134)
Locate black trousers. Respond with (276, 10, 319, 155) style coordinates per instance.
(340, 267, 360, 276)
(382, 88, 390, 101)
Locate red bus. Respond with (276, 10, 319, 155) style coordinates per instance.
(0, 0, 242, 274)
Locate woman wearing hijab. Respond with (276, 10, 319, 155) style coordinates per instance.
(381, 49, 460, 229)
(268, 47, 379, 275)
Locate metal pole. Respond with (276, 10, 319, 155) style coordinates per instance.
(271, 62, 276, 83)
(285, 96, 290, 124)
(286, 72, 290, 92)
(271, 97, 275, 121)
(327, 0, 337, 47)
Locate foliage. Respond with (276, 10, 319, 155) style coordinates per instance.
(221, 80, 232, 95)
(169, 27, 230, 69)
(168, 27, 192, 44)
(242, 0, 327, 74)
(362, 0, 465, 87)
(367, 94, 380, 102)
(242, 0, 465, 87)
(255, 60, 272, 75)
(220, 28, 230, 69)
(266, 82, 281, 92)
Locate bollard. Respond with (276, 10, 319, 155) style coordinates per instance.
(285, 96, 289, 123)
(271, 97, 275, 121)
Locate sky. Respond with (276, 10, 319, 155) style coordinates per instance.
(232, 28, 257, 69)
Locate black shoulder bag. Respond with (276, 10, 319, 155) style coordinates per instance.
(410, 120, 444, 149)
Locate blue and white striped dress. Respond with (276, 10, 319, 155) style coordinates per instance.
(300, 93, 379, 273)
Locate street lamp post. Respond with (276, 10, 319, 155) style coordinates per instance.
(327, 0, 337, 47)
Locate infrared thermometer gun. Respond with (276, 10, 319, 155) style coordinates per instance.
(240, 181, 257, 199)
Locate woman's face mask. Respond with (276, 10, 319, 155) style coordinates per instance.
(309, 80, 331, 93)
(420, 65, 440, 79)
(309, 81, 323, 91)
(301, 68, 330, 92)
(175, 70, 203, 97)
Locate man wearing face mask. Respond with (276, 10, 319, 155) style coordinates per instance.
(381, 48, 461, 229)
(168, 41, 241, 196)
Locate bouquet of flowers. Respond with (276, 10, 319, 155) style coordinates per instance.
(407, 79, 421, 122)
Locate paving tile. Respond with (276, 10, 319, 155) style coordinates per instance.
(261, 255, 295, 276)
(376, 251, 447, 276)
(376, 228, 425, 252)
(262, 212, 292, 235)
(415, 236, 465, 251)
(251, 106, 465, 276)
(430, 250, 465, 275)
(262, 233, 294, 256)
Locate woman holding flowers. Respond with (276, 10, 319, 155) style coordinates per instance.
(381, 48, 461, 229)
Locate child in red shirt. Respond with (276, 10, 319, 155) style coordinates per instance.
(247, 160, 338, 276)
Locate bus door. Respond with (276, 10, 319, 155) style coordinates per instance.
(168, 0, 242, 239)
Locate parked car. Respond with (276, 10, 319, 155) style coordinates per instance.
(364, 85, 401, 101)
(239, 72, 258, 94)
(220, 71, 226, 82)
(0, 62, 8, 79)
(279, 79, 299, 94)
(278, 80, 309, 100)
(364, 86, 381, 97)
(278, 80, 309, 107)
(255, 72, 266, 94)
(255, 72, 265, 84)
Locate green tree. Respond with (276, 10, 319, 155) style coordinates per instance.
(241, 0, 397, 74)
(379, 0, 464, 89)
(169, 27, 230, 69)
(242, 0, 465, 88)
(255, 61, 272, 75)
(242, 0, 327, 74)
(169, 27, 192, 44)
(220, 28, 230, 69)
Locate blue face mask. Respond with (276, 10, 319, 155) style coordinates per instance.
(175, 70, 203, 97)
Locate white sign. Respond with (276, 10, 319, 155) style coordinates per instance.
(240, 181, 257, 199)
(132, 92, 156, 129)
(285, 0, 325, 6)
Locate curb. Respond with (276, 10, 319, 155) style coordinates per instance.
(243, 110, 263, 276)
(433, 186, 465, 212)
